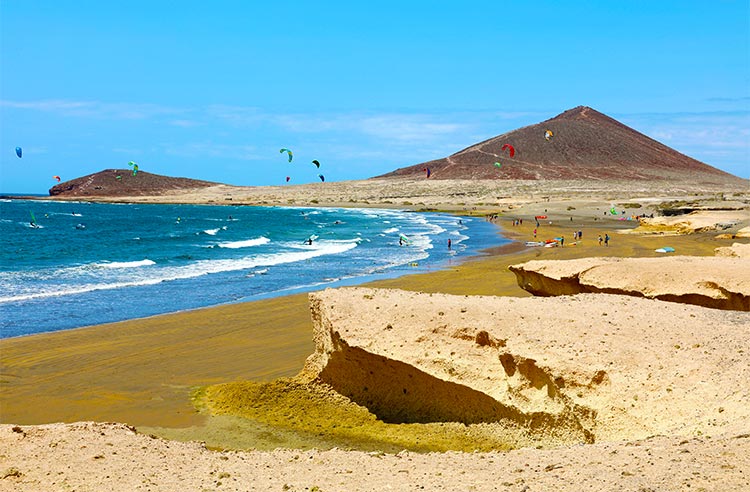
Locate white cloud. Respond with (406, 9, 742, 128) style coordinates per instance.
(620, 110, 750, 174)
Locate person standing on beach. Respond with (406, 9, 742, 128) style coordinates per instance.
(533, 228, 537, 238)
(598, 235, 603, 245)
(604, 233, 610, 246)
(560, 236, 564, 247)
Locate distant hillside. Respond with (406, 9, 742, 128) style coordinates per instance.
(378, 106, 745, 187)
(49, 169, 219, 197)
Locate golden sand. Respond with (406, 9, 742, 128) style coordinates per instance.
(0, 212, 732, 451)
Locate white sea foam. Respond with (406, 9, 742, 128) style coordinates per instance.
(0, 238, 359, 303)
(216, 237, 270, 249)
(93, 259, 156, 269)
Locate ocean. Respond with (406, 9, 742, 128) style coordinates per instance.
(0, 199, 505, 338)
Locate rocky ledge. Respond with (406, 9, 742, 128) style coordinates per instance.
(509, 255, 750, 311)
(301, 287, 750, 447)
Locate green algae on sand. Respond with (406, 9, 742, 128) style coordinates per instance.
(194, 379, 516, 453)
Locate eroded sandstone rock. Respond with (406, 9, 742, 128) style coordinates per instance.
(715, 242, 750, 258)
(509, 256, 750, 311)
(301, 288, 750, 446)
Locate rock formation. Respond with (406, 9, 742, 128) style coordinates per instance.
(301, 287, 750, 446)
(630, 209, 749, 235)
(715, 242, 750, 258)
(509, 256, 750, 311)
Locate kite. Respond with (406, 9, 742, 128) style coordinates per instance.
(53, 175, 61, 182)
(312, 160, 320, 168)
(15, 147, 22, 158)
(128, 161, 139, 176)
(423, 167, 431, 178)
(545, 130, 553, 141)
(493, 162, 502, 169)
(318, 174, 325, 182)
(286, 176, 290, 183)
(280, 148, 293, 162)
(501, 144, 515, 158)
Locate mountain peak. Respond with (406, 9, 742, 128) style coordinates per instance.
(553, 105, 601, 120)
(377, 106, 743, 186)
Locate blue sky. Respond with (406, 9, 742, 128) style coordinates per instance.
(1, 1, 748, 193)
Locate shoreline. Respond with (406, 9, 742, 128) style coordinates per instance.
(0, 214, 514, 428)
(1, 205, 505, 341)
(0, 210, 736, 429)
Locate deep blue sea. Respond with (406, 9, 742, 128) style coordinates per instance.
(0, 199, 505, 338)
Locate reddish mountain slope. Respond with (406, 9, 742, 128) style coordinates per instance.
(49, 169, 219, 197)
(378, 106, 744, 186)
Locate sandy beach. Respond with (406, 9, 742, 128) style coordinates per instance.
(2, 181, 749, 490)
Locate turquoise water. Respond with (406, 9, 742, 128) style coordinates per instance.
(0, 199, 505, 338)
